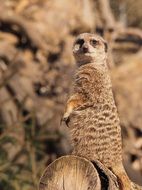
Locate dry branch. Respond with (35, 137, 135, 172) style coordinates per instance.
(0, 10, 48, 52)
(98, 0, 116, 29)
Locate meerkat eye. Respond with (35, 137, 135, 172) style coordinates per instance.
(76, 39, 84, 47)
(90, 39, 98, 46)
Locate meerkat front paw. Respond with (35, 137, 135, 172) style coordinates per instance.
(61, 112, 71, 127)
(61, 110, 81, 127)
(61, 94, 83, 127)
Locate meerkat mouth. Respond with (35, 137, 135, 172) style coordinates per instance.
(83, 52, 94, 55)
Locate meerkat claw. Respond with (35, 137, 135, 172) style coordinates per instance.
(61, 114, 70, 127)
(63, 116, 70, 127)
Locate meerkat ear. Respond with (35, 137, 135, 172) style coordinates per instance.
(104, 41, 108, 52)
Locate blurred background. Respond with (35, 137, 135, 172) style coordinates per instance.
(0, 0, 142, 189)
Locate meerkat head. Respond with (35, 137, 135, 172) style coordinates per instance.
(73, 33, 108, 66)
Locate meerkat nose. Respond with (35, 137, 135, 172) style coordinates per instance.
(82, 45, 89, 53)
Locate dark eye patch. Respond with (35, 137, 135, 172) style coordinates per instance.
(90, 39, 98, 46)
(76, 39, 84, 46)
(104, 42, 108, 52)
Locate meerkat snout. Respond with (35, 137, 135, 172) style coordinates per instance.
(82, 43, 89, 53)
(73, 33, 108, 66)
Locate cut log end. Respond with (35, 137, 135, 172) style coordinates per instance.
(39, 155, 119, 190)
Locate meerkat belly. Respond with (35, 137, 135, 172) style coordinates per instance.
(69, 106, 122, 167)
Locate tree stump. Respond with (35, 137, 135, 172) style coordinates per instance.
(39, 155, 119, 190)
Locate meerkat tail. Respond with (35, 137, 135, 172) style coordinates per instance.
(111, 164, 131, 190)
(131, 182, 142, 190)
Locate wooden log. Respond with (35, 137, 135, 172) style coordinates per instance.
(39, 155, 119, 190)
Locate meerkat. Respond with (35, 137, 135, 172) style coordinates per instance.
(62, 33, 142, 190)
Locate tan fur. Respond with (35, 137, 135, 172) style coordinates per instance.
(62, 33, 133, 189)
